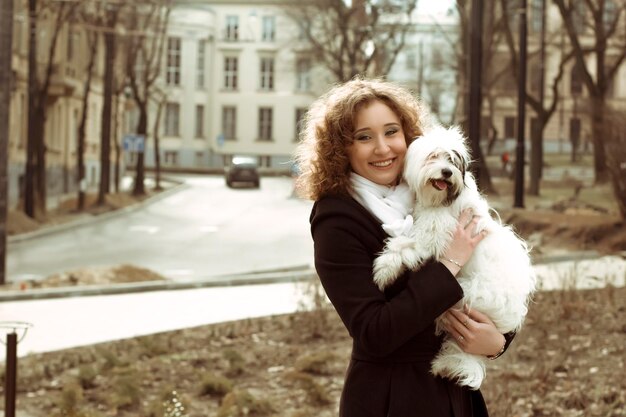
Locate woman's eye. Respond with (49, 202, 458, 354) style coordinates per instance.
(355, 135, 370, 141)
(386, 129, 398, 136)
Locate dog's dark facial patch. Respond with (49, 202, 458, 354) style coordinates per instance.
(451, 150, 468, 183)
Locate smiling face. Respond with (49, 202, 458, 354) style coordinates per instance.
(346, 100, 407, 186)
(403, 126, 470, 207)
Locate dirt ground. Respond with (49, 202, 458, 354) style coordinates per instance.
(2, 174, 626, 416)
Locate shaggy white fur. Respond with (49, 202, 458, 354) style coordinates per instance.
(372, 125, 536, 390)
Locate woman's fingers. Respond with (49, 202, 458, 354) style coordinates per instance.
(444, 309, 473, 345)
(466, 307, 496, 326)
(458, 209, 473, 228)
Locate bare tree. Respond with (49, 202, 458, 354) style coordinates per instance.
(553, 0, 626, 183)
(97, 3, 124, 206)
(24, 0, 78, 219)
(76, 8, 100, 211)
(124, 0, 171, 196)
(284, 0, 418, 82)
(453, 0, 512, 193)
(500, 0, 577, 196)
(601, 107, 626, 219)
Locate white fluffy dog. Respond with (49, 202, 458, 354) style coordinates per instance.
(372, 126, 536, 389)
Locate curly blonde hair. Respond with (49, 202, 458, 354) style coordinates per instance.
(294, 77, 434, 201)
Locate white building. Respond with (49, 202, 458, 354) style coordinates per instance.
(387, 7, 459, 125)
(140, 0, 319, 171)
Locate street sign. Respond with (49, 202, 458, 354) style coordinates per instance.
(123, 134, 145, 153)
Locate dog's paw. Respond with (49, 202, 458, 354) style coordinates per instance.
(373, 252, 405, 290)
(430, 340, 486, 390)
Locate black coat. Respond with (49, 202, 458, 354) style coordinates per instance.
(310, 194, 491, 417)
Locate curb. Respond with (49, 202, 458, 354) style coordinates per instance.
(8, 179, 187, 244)
(0, 269, 318, 302)
(2, 251, 620, 303)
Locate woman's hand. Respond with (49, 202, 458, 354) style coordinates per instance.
(442, 305, 506, 357)
(440, 208, 487, 275)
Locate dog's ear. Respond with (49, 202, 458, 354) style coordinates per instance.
(452, 150, 468, 182)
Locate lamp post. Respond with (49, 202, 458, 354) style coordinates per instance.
(468, 0, 484, 187)
(514, 0, 527, 208)
(2, 322, 33, 417)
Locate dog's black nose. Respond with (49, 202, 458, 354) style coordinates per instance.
(441, 168, 452, 178)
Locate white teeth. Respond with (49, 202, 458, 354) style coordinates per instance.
(371, 160, 393, 167)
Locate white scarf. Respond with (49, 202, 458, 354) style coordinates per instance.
(349, 173, 414, 237)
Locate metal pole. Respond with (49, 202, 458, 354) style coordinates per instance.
(0, 0, 14, 285)
(469, 0, 484, 186)
(5, 332, 18, 417)
(514, 0, 527, 208)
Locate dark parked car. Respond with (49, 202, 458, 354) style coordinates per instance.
(225, 156, 260, 188)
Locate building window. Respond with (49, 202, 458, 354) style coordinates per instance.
(260, 57, 274, 90)
(226, 15, 239, 41)
(570, 61, 583, 96)
(570, 118, 581, 146)
(505, 1, 518, 30)
(166, 37, 181, 86)
(195, 151, 205, 167)
(431, 48, 444, 71)
(529, 60, 541, 93)
(224, 57, 238, 90)
(295, 108, 307, 142)
(573, 2, 585, 33)
(504, 116, 516, 139)
(405, 52, 416, 70)
(197, 40, 205, 88)
(258, 107, 273, 141)
(164, 102, 180, 136)
(222, 106, 237, 140)
(530, 0, 543, 33)
(262, 16, 276, 41)
(296, 58, 311, 92)
(67, 30, 79, 60)
(195, 105, 205, 138)
(604, 0, 616, 31)
(164, 151, 179, 166)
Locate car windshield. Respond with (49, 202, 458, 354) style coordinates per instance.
(232, 156, 257, 166)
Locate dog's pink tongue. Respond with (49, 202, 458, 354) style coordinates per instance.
(434, 180, 448, 190)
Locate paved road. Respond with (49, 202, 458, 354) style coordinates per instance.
(7, 175, 315, 283)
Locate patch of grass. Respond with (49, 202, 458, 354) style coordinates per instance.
(111, 371, 142, 410)
(199, 373, 234, 397)
(286, 371, 332, 405)
(223, 348, 246, 376)
(217, 389, 274, 417)
(77, 365, 98, 389)
(294, 350, 337, 375)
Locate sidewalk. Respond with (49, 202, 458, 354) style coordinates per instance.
(2, 253, 624, 363)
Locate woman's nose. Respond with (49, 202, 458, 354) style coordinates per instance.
(374, 137, 390, 154)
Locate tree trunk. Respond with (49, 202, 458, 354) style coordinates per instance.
(113, 92, 121, 194)
(590, 95, 609, 183)
(528, 114, 545, 196)
(602, 108, 626, 220)
(0, 0, 14, 285)
(77, 33, 98, 211)
(24, 0, 38, 218)
(153, 100, 164, 191)
(132, 106, 147, 196)
(98, 26, 116, 205)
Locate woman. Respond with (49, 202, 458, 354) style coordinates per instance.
(294, 78, 514, 417)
